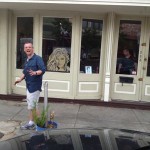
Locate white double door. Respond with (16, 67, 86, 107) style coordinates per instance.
(111, 17, 150, 102)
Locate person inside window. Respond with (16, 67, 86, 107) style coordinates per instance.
(117, 48, 137, 75)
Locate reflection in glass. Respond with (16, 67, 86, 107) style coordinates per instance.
(116, 137, 140, 150)
(80, 19, 103, 74)
(46, 135, 74, 150)
(116, 20, 141, 75)
(16, 17, 33, 69)
(42, 17, 72, 73)
(80, 134, 102, 150)
(147, 43, 150, 76)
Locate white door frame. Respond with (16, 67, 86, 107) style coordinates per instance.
(110, 15, 147, 101)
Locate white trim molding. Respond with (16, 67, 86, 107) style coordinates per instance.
(114, 83, 136, 94)
(15, 78, 70, 92)
(42, 80, 70, 92)
(79, 82, 99, 93)
(103, 12, 115, 102)
(145, 85, 150, 96)
(1, 0, 150, 6)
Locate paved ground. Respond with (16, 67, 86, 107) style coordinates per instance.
(0, 99, 150, 141)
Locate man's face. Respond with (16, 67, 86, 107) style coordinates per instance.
(123, 49, 129, 56)
(24, 43, 34, 57)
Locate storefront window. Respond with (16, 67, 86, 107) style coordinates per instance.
(80, 19, 103, 74)
(16, 17, 33, 69)
(116, 20, 141, 75)
(42, 17, 72, 73)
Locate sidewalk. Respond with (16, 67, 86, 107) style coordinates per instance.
(0, 99, 150, 141)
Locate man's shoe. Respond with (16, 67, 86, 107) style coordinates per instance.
(20, 123, 35, 130)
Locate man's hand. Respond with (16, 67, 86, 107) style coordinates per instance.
(29, 69, 37, 76)
(14, 79, 22, 85)
(14, 74, 25, 85)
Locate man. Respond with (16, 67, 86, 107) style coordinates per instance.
(15, 42, 46, 130)
(117, 49, 137, 75)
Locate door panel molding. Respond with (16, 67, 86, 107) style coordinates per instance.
(114, 83, 136, 94)
(145, 85, 150, 96)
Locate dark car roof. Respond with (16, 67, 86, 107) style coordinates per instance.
(0, 128, 150, 150)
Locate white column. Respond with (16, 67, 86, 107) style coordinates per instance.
(103, 12, 116, 102)
(0, 10, 9, 94)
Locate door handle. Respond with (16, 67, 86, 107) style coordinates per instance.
(141, 43, 146, 46)
(144, 58, 147, 61)
(143, 67, 146, 70)
(138, 78, 143, 81)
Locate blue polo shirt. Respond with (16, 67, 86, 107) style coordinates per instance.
(23, 54, 46, 93)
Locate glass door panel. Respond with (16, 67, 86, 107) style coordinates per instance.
(42, 17, 72, 73)
(111, 18, 143, 101)
(141, 30, 150, 101)
(116, 20, 141, 75)
(80, 19, 103, 74)
(146, 43, 150, 76)
(16, 17, 33, 69)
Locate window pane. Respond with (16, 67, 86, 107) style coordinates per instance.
(42, 17, 72, 73)
(116, 137, 140, 150)
(147, 43, 150, 76)
(80, 134, 102, 150)
(16, 17, 33, 69)
(80, 19, 103, 74)
(46, 135, 74, 150)
(116, 20, 141, 75)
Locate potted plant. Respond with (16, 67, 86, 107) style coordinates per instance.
(32, 105, 49, 131)
(47, 111, 57, 129)
(32, 105, 57, 131)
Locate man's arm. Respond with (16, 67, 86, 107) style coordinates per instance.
(35, 70, 43, 75)
(36, 56, 46, 75)
(118, 63, 122, 74)
(14, 74, 25, 85)
(134, 62, 137, 71)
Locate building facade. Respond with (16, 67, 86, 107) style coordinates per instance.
(0, 0, 150, 102)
